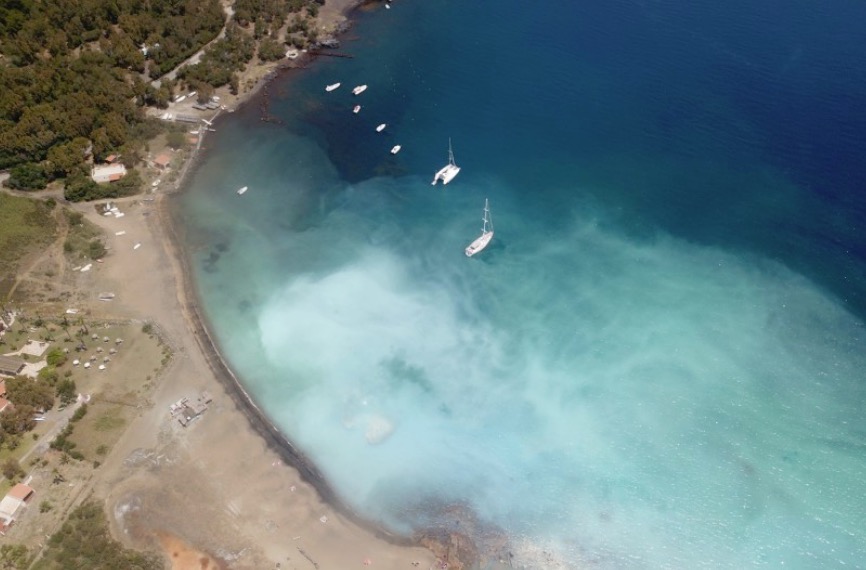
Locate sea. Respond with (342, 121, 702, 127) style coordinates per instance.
(175, 1, 866, 568)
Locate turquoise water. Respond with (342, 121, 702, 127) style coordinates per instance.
(178, 1, 866, 567)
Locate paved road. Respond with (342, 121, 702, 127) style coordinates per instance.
(18, 398, 85, 468)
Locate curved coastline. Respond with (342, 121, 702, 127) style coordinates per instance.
(154, 0, 431, 555)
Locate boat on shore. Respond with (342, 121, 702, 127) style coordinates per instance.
(391, 145, 401, 154)
(237, 186, 248, 195)
(465, 198, 494, 257)
(353, 105, 361, 114)
(352, 85, 368, 95)
(432, 138, 461, 185)
(325, 82, 341, 92)
(376, 123, 387, 132)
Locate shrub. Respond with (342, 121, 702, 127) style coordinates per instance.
(46, 347, 67, 367)
(1, 459, 24, 481)
(88, 239, 107, 260)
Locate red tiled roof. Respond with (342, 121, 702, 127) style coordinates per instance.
(7, 484, 33, 502)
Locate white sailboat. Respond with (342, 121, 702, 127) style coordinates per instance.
(376, 123, 387, 132)
(432, 138, 461, 185)
(465, 198, 494, 257)
(390, 145, 402, 154)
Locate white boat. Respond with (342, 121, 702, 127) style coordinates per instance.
(352, 85, 368, 95)
(390, 145, 402, 155)
(465, 198, 494, 257)
(376, 123, 387, 132)
(325, 82, 341, 92)
(432, 138, 461, 185)
(237, 186, 248, 195)
(353, 105, 361, 114)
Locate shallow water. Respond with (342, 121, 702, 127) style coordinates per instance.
(179, 1, 866, 567)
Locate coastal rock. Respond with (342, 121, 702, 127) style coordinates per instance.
(318, 37, 340, 49)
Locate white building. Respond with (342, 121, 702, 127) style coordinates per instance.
(0, 484, 34, 531)
(91, 163, 127, 184)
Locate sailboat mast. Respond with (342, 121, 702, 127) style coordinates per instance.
(448, 138, 455, 166)
(482, 198, 490, 233)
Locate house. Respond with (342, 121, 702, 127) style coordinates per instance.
(0, 355, 25, 377)
(91, 163, 128, 184)
(0, 484, 34, 531)
(153, 152, 172, 170)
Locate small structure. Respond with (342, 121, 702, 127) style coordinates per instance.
(0, 484, 34, 532)
(91, 163, 128, 184)
(171, 391, 213, 427)
(153, 152, 172, 170)
(174, 114, 200, 124)
(0, 355, 25, 377)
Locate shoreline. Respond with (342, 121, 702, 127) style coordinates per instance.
(147, 0, 465, 565)
(157, 194, 416, 548)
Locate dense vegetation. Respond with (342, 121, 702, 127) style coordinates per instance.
(33, 502, 163, 570)
(0, 0, 328, 199)
(0, 0, 224, 199)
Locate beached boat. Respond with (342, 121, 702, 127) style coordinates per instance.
(325, 82, 341, 92)
(353, 105, 361, 114)
(432, 138, 461, 185)
(391, 145, 402, 154)
(376, 123, 387, 132)
(352, 85, 368, 95)
(237, 186, 248, 195)
(465, 198, 494, 257)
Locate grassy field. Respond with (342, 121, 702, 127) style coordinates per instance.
(0, 193, 57, 299)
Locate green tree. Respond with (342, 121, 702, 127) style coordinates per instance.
(0, 404, 37, 435)
(88, 239, 107, 260)
(1, 458, 24, 481)
(5, 375, 54, 411)
(46, 347, 67, 367)
(0, 543, 30, 569)
(6, 163, 48, 190)
(46, 137, 89, 178)
(56, 378, 76, 406)
(35, 502, 163, 570)
(165, 130, 186, 150)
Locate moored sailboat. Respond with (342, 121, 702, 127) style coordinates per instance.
(465, 198, 494, 257)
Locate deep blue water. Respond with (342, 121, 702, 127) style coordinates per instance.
(178, 1, 866, 567)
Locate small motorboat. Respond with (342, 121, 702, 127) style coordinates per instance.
(352, 85, 368, 95)
(353, 105, 361, 114)
(325, 82, 341, 92)
(391, 145, 402, 155)
(376, 123, 387, 132)
(237, 186, 248, 195)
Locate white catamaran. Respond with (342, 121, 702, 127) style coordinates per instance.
(465, 198, 494, 257)
(432, 138, 461, 185)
